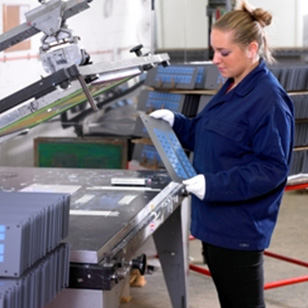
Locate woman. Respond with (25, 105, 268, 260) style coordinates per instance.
(151, 2, 294, 307)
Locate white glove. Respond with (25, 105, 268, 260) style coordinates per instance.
(149, 109, 175, 127)
(183, 174, 206, 200)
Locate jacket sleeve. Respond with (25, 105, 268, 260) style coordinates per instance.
(204, 102, 294, 202)
(172, 113, 198, 151)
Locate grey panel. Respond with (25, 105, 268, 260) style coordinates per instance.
(139, 112, 196, 182)
(197, 94, 213, 113)
(145, 65, 198, 90)
(0, 192, 69, 277)
(0, 243, 70, 308)
(132, 143, 164, 168)
(137, 89, 186, 113)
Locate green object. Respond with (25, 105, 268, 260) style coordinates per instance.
(34, 137, 127, 169)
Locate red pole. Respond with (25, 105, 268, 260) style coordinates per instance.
(189, 262, 308, 290)
(264, 250, 308, 268)
(285, 183, 308, 191)
(264, 275, 308, 290)
(189, 264, 211, 276)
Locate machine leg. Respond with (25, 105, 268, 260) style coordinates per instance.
(153, 205, 188, 308)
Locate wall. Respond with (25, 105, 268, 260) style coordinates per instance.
(155, 0, 208, 49)
(155, 0, 308, 49)
(247, 0, 297, 47)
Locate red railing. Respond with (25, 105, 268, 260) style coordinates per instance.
(190, 181, 308, 290)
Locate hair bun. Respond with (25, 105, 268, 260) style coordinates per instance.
(252, 8, 272, 27)
(241, 2, 272, 28)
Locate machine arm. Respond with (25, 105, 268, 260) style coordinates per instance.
(0, 0, 170, 141)
(0, 0, 91, 52)
(0, 65, 80, 114)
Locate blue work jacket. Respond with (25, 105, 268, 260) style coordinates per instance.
(173, 59, 294, 251)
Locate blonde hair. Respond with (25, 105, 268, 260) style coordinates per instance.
(213, 1, 275, 63)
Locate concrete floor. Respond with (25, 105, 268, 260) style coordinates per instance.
(120, 190, 308, 308)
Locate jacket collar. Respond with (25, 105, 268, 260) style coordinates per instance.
(206, 59, 268, 110)
(231, 58, 268, 97)
(216, 58, 267, 98)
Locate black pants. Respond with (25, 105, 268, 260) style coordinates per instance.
(202, 242, 266, 308)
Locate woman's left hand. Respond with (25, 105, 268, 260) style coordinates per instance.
(183, 174, 206, 200)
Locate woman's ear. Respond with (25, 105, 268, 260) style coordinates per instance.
(248, 41, 259, 58)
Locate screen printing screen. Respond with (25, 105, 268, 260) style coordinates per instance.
(0, 76, 136, 137)
(139, 112, 196, 182)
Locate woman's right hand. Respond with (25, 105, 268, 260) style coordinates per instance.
(149, 109, 175, 127)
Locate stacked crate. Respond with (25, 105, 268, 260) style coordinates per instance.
(270, 64, 308, 175)
(134, 62, 308, 176)
(0, 191, 70, 308)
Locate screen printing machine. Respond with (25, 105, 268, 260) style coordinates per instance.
(0, 1, 192, 308)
